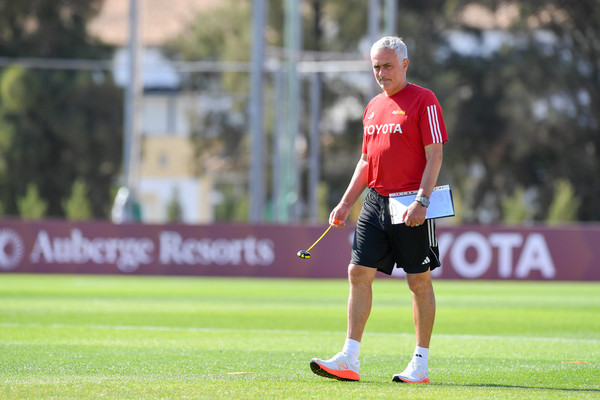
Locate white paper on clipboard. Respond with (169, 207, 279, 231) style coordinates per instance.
(388, 185, 455, 225)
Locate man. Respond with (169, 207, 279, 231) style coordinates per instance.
(309, 36, 448, 383)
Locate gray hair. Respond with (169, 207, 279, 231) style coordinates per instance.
(370, 36, 408, 61)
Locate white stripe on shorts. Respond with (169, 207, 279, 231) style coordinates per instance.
(427, 219, 437, 247)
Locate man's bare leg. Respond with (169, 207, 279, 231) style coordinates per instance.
(347, 264, 377, 341)
(309, 264, 375, 381)
(406, 270, 436, 347)
(392, 269, 435, 383)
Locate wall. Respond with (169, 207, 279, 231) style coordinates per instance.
(1, 220, 598, 280)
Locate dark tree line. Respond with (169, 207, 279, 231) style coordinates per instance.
(0, 0, 122, 218)
(1, 0, 598, 222)
(439, 0, 600, 221)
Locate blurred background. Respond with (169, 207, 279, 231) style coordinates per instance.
(0, 0, 598, 226)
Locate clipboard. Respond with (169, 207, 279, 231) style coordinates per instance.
(388, 185, 455, 225)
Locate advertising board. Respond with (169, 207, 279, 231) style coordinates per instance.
(1, 220, 599, 280)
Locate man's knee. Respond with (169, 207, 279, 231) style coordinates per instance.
(406, 271, 433, 296)
(348, 264, 375, 286)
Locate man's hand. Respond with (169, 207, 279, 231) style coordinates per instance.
(402, 201, 427, 227)
(329, 202, 351, 228)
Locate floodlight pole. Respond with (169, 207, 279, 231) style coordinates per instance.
(280, 0, 302, 223)
(249, 0, 267, 223)
(368, 0, 381, 44)
(308, 73, 322, 221)
(384, 0, 397, 36)
(122, 0, 143, 220)
(272, 67, 285, 222)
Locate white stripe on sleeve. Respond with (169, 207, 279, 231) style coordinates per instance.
(427, 105, 443, 143)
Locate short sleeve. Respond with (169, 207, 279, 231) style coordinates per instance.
(419, 93, 448, 146)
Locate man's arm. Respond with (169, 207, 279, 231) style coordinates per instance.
(403, 143, 444, 227)
(329, 153, 369, 227)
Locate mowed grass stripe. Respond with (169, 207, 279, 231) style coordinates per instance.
(1, 322, 599, 344)
(0, 275, 598, 399)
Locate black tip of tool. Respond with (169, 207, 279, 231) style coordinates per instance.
(297, 250, 311, 259)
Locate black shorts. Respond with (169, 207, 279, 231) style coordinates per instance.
(351, 188, 440, 275)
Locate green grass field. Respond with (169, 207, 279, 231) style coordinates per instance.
(0, 274, 598, 399)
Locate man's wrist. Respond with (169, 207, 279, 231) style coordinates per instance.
(415, 195, 430, 208)
(340, 201, 351, 207)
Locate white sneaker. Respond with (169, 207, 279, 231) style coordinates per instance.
(392, 359, 429, 383)
(310, 352, 360, 381)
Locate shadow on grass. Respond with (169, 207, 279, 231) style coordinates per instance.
(429, 382, 599, 394)
(347, 379, 599, 394)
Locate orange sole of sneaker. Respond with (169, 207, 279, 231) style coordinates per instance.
(310, 360, 360, 381)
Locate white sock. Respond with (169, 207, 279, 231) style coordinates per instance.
(342, 339, 361, 364)
(413, 346, 429, 365)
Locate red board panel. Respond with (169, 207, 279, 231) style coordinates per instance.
(1, 220, 599, 281)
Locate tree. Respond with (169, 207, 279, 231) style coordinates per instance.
(165, 0, 600, 223)
(0, 0, 123, 219)
(164, 0, 380, 220)
(0, 0, 106, 58)
(501, 187, 532, 225)
(63, 178, 93, 220)
(546, 179, 580, 224)
(166, 187, 183, 223)
(522, 0, 600, 220)
(17, 183, 47, 220)
(439, 0, 600, 222)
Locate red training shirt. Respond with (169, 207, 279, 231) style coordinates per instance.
(362, 83, 448, 196)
